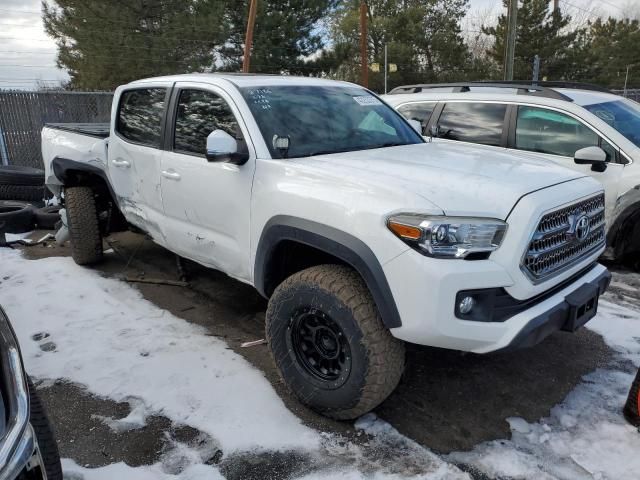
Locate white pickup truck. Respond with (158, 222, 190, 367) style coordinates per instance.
(42, 74, 610, 420)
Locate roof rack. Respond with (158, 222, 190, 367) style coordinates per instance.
(388, 82, 574, 101)
(474, 80, 612, 94)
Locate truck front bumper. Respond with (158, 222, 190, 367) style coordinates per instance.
(383, 250, 610, 353)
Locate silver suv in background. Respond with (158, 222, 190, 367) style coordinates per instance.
(383, 82, 640, 262)
(0, 306, 62, 479)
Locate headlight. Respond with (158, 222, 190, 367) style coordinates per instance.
(387, 214, 507, 259)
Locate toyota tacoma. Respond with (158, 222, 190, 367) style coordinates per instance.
(41, 74, 610, 419)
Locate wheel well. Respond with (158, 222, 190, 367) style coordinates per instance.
(255, 217, 403, 329)
(609, 205, 640, 260)
(59, 169, 127, 233)
(262, 240, 348, 297)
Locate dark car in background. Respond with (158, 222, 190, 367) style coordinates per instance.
(0, 306, 61, 480)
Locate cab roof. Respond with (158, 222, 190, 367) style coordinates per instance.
(126, 73, 357, 89)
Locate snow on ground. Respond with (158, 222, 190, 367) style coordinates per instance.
(0, 248, 467, 479)
(447, 299, 640, 480)
(1, 245, 639, 479)
(0, 248, 317, 454)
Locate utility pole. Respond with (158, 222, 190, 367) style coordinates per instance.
(242, 0, 258, 73)
(384, 44, 388, 94)
(504, 0, 518, 81)
(360, 1, 369, 88)
(624, 65, 630, 95)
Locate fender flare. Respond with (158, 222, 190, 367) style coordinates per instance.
(254, 216, 402, 329)
(51, 157, 119, 204)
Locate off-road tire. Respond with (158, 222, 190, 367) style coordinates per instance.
(0, 184, 47, 202)
(65, 186, 103, 265)
(0, 200, 35, 234)
(28, 377, 63, 480)
(266, 264, 405, 420)
(0, 166, 47, 202)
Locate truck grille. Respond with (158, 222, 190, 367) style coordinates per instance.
(522, 193, 605, 283)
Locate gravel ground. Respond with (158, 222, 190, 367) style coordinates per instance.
(16, 231, 639, 478)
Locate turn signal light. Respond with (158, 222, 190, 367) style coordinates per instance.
(388, 221, 422, 240)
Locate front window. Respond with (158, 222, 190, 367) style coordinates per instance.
(435, 102, 507, 147)
(583, 99, 640, 148)
(515, 106, 615, 159)
(240, 85, 423, 158)
(397, 102, 437, 135)
(173, 89, 242, 156)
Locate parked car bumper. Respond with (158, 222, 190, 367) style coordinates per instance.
(0, 307, 45, 480)
(384, 250, 610, 353)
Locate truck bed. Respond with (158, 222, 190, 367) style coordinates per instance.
(44, 122, 110, 139)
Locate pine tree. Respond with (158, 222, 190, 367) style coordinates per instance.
(217, 0, 337, 74)
(328, 0, 473, 91)
(43, 0, 229, 90)
(483, 0, 577, 81)
(579, 18, 640, 88)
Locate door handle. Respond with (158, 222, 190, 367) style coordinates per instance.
(161, 170, 181, 180)
(112, 158, 131, 168)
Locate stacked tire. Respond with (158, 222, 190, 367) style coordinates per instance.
(0, 165, 47, 202)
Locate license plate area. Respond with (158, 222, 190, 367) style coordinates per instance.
(562, 282, 599, 332)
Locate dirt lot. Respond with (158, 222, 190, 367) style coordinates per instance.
(18, 231, 639, 478)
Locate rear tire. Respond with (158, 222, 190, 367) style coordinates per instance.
(266, 264, 405, 420)
(65, 186, 103, 265)
(28, 377, 63, 480)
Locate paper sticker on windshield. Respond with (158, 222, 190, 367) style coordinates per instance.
(353, 96, 382, 106)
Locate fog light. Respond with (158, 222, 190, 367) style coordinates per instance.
(458, 296, 475, 315)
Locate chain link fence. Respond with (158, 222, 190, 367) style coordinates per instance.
(614, 89, 640, 103)
(0, 91, 113, 169)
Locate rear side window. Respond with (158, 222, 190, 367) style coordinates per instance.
(173, 89, 241, 156)
(397, 102, 437, 133)
(515, 106, 600, 158)
(436, 102, 507, 146)
(116, 88, 167, 147)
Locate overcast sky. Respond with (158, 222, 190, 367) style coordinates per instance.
(0, 0, 633, 90)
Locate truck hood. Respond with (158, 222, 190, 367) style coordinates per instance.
(299, 142, 587, 219)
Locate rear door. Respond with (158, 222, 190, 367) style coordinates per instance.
(159, 83, 256, 279)
(109, 85, 169, 239)
(509, 104, 624, 219)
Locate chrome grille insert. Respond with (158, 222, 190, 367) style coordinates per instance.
(522, 193, 605, 283)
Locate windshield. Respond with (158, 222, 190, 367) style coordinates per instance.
(583, 99, 640, 148)
(240, 85, 423, 158)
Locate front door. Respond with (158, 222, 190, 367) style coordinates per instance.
(159, 84, 255, 280)
(512, 105, 624, 220)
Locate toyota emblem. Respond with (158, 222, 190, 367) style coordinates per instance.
(575, 215, 590, 241)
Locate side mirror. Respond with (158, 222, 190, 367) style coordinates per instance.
(574, 146, 607, 172)
(407, 119, 422, 135)
(205, 130, 249, 165)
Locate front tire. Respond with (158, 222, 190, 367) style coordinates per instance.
(65, 186, 103, 265)
(266, 265, 405, 420)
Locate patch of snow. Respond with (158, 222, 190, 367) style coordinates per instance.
(4, 232, 32, 242)
(448, 294, 640, 480)
(61, 458, 224, 480)
(92, 398, 149, 433)
(0, 248, 318, 455)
